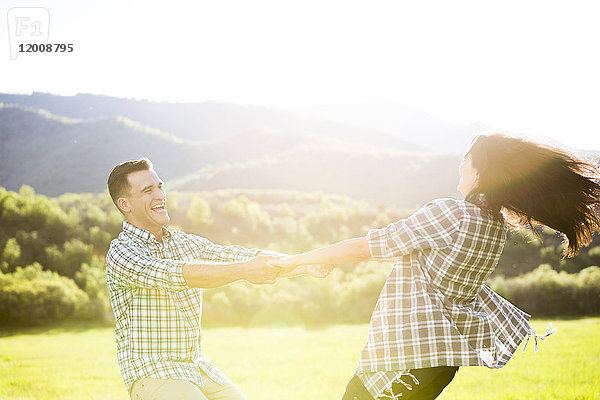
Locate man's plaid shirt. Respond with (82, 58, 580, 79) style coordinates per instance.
(356, 198, 533, 398)
(105, 221, 259, 394)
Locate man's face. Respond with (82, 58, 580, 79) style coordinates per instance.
(119, 169, 169, 233)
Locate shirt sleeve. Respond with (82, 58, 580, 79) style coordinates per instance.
(106, 242, 189, 291)
(367, 198, 463, 258)
(185, 234, 261, 263)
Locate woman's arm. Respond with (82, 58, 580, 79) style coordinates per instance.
(270, 237, 371, 272)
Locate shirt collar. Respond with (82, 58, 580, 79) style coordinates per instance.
(122, 220, 172, 243)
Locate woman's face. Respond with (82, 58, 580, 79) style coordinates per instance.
(457, 153, 479, 197)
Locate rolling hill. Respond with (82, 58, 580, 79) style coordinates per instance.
(0, 92, 422, 149)
(0, 99, 463, 206)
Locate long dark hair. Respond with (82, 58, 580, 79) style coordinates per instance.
(467, 133, 600, 258)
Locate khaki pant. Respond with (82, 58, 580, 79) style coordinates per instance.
(131, 370, 246, 400)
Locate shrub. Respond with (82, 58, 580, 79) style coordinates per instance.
(74, 256, 112, 321)
(489, 265, 600, 317)
(44, 238, 93, 278)
(202, 261, 390, 326)
(0, 263, 90, 326)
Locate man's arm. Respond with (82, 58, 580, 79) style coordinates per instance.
(106, 243, 279, 290)
(185, 235, 335, 278)
(188, 234, 261, 263)
(182, 255, 280, 288)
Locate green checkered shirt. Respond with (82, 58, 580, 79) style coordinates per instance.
(105, 221, 259, 394)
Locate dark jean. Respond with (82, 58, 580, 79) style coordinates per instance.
(341, 366, 459, 400)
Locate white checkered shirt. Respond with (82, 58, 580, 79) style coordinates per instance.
(356, 198, 533, 398)
(105, 221, 259, 394)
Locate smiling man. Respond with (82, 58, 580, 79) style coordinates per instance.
(105, 158, 310, 400)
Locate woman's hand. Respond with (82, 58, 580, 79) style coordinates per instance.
(296, 264, 336, 278)
(269, 256, 336, 278)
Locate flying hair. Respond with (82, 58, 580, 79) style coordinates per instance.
(467, 133, 600, 258)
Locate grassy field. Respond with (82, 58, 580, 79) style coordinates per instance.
(0, 319, 598, 399)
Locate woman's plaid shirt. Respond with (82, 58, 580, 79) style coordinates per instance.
(105, 221, 259, 394)
(356, 198, 532, 397)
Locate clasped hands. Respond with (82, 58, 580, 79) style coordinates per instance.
(243, 251, 335, 285)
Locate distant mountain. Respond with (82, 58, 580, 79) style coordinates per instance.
(297, 101, 486, 153)
(0, 105, 206, 195)
(0, 101, 463, 205)
(169, 145, 461, 206)
(0, 92, 421, 150)
(3, 93, 595, 207)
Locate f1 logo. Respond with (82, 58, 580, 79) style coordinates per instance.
(7, 7, 50, 60)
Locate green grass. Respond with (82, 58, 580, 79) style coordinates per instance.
(0, 319, 598, 399)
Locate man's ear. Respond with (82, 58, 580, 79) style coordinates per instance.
(117, 197, 131, 214)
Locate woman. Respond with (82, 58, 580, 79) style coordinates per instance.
(271, 133, 600, 400)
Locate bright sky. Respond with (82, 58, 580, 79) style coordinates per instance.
(1, 0, 599, 150)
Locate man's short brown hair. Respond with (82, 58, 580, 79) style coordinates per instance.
(107, 158, 153, 209)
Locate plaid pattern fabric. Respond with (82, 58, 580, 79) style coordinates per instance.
(356, 198, 532, 398)
(358, 370, 410, 399)
(105, 221, 259, 393)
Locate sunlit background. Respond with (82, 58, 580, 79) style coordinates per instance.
(1, 2, 600, 400)
(1, 0, 599, 150)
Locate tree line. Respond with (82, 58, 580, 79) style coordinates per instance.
(1, 185, 599, 327)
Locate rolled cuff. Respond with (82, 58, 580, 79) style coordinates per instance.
(237, 248, 261, 261)
(169, 260, 191, 290)
(366, 227, 395, 259)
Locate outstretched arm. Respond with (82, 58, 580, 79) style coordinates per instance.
(182, 255, 281, 288)
(258, 249, 334, 278)
(107, 243, 281, 290)
(270, 237, 371, 272)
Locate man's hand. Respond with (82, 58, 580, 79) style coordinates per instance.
(267, 255, 298, 275)
(241, 255, 281, 284)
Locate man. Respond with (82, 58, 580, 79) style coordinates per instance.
(105, 158, 323, 400)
